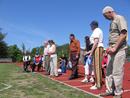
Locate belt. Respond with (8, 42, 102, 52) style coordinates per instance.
(71, 51, 78, 53)
(50, 53, 56, 55)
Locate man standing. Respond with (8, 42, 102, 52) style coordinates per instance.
(43, 41, 50, 75)
(69, 34, 80, 80)
(101, 6, 128, 98)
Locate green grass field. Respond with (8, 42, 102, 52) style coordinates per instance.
(0, 63, 97, 98)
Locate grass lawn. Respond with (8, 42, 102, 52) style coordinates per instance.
(0, 63, 97, 98)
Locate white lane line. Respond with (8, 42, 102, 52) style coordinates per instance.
(38, 73, 103, 98)
(62, 80, 82, 82)
(124, 89, 130, 93)
(0, 83, 12, 92)
(50, 77, 102, 98)
(75, 84, 92, 88)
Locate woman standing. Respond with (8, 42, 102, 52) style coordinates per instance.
(89, 21, 104, 90)
(48, 40, 58, 77)
(81, 36, 94, 83)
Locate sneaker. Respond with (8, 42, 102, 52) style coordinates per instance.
(32, 72, 36, 73)
(81, 78, 89, 83)
(49, 75, 54, 78)
(69, 75, 78, 80)
(100, 92, 114, 97)
(89, 77, 94, 82)
(55, 74, 58, 77)
(90, 84, 97, 90)
(114, 95, 122, 98)
(69, 76, 75, 80)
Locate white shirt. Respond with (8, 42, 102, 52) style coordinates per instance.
(23, 55, 31, 62)
(48, 44, 57, 58)
(90, 28, 104, 47)
(44, 44, 50, 55)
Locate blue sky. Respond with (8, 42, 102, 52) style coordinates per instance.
(0, 0, 130, 50)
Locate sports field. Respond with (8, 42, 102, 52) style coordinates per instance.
(0, 63, 96, 98)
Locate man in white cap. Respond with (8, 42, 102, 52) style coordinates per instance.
(100, 6, 128, 98)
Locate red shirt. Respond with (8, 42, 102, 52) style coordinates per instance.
(102, 55, 108, 66)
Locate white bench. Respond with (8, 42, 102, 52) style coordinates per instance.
(0, 58, 12, 63)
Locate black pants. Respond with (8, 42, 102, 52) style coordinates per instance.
(32, 63, 42, 72)
(23, 61, 30, 71)
(70, 53, 79, 77)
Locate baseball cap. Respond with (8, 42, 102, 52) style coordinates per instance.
(90, 20, 98, 27)
(102, 6, 114, 14)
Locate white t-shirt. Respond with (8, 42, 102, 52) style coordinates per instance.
(90, 28, 104, 47)
(23, 55, 31, 62)
(48, 44, 57, 57)
(44, 44, 50, 55)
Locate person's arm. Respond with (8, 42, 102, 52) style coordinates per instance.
(83, 50, 91, 56)
(69, 45, 71, 57)
(76, 40, 80, 58)
(89, 38, 99, 56)
(77, 40, 80, 55)
(69, 44, 71, 60)
(109, 31, 127, 53)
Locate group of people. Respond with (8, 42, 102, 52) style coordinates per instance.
(23, 6, 128, 98)
(23, 40, 58, 77)
(23, 51, 43, 72)
(42, 40, 58, 76)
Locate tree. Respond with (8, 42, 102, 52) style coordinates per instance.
(39, 46, 44, 55)
(0, 31, 8, 58)
(8, 45, 22, 62)
(31, 47, 37, 57)
(127, 45, 130, 57)
(30, 43, 69, 60)
(56, 43, 69, 59)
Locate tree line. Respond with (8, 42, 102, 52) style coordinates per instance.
(0, 31, 69, 62)
(0, 30, 130, 62)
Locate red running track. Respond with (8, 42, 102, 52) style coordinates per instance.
(17, 62, 130, 98)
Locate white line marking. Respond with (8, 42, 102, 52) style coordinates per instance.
(37, 72, 103, 98)
(75, 84, 92, 88)
(124, 89, 130, 93)
(62, 80, 82, 82)
(0, 83, 12, 91)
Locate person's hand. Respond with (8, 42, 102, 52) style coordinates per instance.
(106, 48, 110, 54)
(106, 47, 116, 54)
(82, 54, 85, 57)
(110, 47, 116, 53)
(47, 52, 50, 55)
(83, 53, 87, 56)
(86, 51, 91, 55)
(76, 54, 79, 59)
(88, 53, 92, 58)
